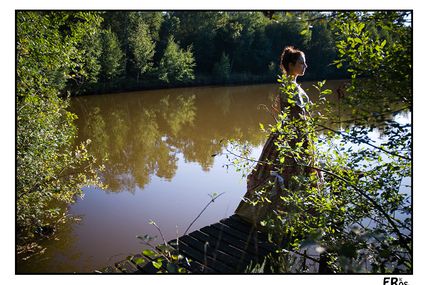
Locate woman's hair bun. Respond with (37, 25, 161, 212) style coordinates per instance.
(280, 46, 304, 74)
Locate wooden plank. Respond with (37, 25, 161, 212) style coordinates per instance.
(96, 265, 122, 273)
(219, 218, 268, 252)
(200, 224, 257, 255)
(183, 260, 210, 273)
(168, 240, 216, 273)
(179, 234, 245, 271)
(217, 218, 276, 252)
(185, 261, 212, 273)
(228, 214, 256, 225)
(130, 253, 150, 266)
(178, 239, 236, 273)
(214, 222, 256, 242)
(221, 216, 257, 235)
(199, 225, 263, 259)
(223, 215, 257, 232)
(211, 223, 273, 256)
(189, 230, 253, 265)
(166, 240, 211, 273)
(115, 260, 141, 273)
(223, 215, 270, 241)
(130, 254, 159, 273)
(171, 239, 235, 273)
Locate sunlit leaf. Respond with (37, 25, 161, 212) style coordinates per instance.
(152, 260, 163, 269)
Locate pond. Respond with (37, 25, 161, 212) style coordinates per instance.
(17, 80, 410, 273)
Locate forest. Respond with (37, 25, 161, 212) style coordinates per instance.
(16, 11, 412, 273)
(20, 11, 352, 95)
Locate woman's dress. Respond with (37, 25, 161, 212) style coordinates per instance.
(234, 81, 315, 226)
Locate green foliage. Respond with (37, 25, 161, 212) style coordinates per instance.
(17, 11, 104, 95)
(34, 11, 408, 94)
(212, 52, 231, 81)
(157, 36, 196, 83)
(172, 12, 227, 74)
(314, 12, 412, 273)
(129, 21, 156, 78)
(74, 11, 364, 93)
(227, 13, 412, 270)
(331, 11, 411, 110)
(16, 11, 104, 257)
(305, 19, 338, 79)
(75, 17, 103, 86)
(229, 71, 411, 272)
(137, 222, 190, 273)
(99, 29, 124, 81)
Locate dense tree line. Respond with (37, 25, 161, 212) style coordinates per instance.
(65, 11, 348, 94)
(31, 11, 407, 95)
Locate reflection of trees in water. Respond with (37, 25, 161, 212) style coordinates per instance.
(71, 86, 277, 193)
(83, 107, 109, 160)
(78, 80, 398, 194)
(75, 82, 378, 193)
(160, 95, 197, 136)
(214, 89, 232, 115)
(109, 110, 130, 159)
(17, 202, 84, 273)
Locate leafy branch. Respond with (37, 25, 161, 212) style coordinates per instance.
(316, 124, 410, 160)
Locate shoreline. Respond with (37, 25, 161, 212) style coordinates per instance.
(70, 73, 350, 97)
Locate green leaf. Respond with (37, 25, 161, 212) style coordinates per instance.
(358, 22, 365, 31)
(142, 249, 156, 257)
(321, 89, 332, 95)
(152, 260, 163, 269)
(133, 257, 146, 265)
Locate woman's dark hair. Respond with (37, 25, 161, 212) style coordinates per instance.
(280, 46, 304, 74)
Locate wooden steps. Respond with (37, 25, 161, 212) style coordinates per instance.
(96, 214, 279, 273)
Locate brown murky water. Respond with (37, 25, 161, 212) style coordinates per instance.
(17, 80, 410, 273)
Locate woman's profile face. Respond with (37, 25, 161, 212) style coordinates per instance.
(289, 54, 307, 76)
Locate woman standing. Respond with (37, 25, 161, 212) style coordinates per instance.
(235, 46, 317, 227)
